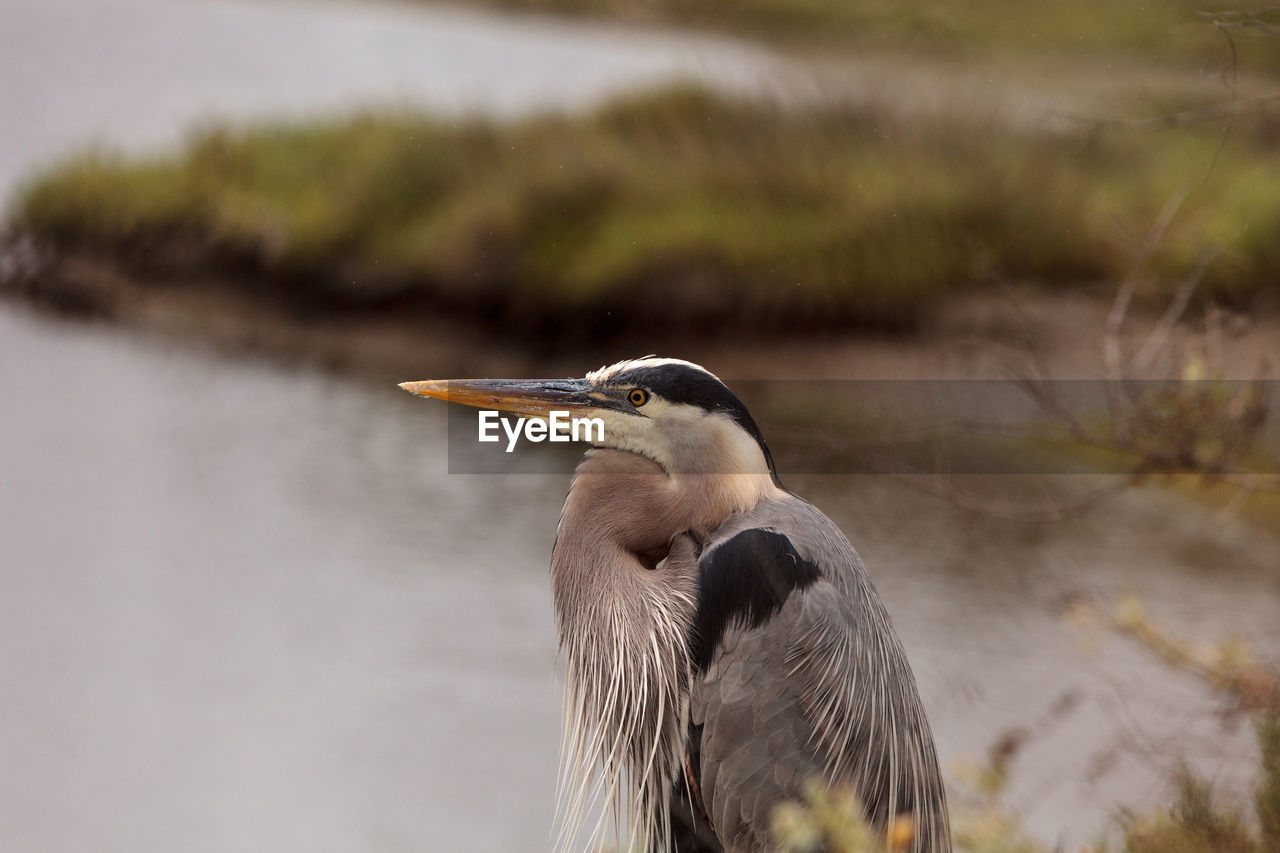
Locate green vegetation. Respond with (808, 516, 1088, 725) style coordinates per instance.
(765, 715, 1280, 852)
(1119, 721, 1280, 853)
(452, 0, 1280, 72)
(767, 600, 1280, 853)
(1259, 715, 1280, 852)
(12, 86, 1280, 334)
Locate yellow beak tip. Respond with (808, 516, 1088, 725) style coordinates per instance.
(398, 380, 446, 399)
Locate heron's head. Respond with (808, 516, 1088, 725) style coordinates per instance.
(400, 356, 779, 482)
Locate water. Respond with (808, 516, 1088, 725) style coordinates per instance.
(1, 0, 1278, 850)
(0, 307, 568, 851)
(4, 305, 1278, 852)
(0, 0, 782, 207)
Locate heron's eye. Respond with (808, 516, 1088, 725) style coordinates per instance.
(628, 388, 649, 407)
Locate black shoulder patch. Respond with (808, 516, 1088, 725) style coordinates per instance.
(690, 529, 822, 673)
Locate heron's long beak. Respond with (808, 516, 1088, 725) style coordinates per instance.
(398, 378, 608, 417)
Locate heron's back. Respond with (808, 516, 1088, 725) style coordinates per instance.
(681, 494, 951, 853)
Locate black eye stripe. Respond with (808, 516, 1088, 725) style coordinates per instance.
(608, 363, 779, 484)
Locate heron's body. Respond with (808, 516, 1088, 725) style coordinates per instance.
(683, 496, 948, 852)
(401, 357, 951, 852)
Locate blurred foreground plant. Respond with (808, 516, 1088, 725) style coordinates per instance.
(769, 771, 1049, 853)
(767, 599, 1280, 853)
(767, 716, 1280, 853)
(771, 781, 883, 852)
(1114, 595, 1279, 714)
(1112, 715, 1280, 853)
(1085, 599, 1279, 852)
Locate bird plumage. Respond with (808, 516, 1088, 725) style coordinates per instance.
(684, 496, 951, 852)
(400, 356, 950, 853)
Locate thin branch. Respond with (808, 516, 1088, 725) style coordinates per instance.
(1103, 190, 1188, 433)
(1205, 297, 1225, 377)
(1199, 4, 1280, 21)
(1056, 91, 1280, 135)
(884, 466, 1135, 523)
(1130, 248, 1216, 376)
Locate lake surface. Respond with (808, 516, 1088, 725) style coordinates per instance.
(5, 303, 1278, 852)
(0, 0, 781, 207)
(1, 1, 1278, 850)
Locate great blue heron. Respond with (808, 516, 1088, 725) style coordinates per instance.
(401, 357, 950, 853)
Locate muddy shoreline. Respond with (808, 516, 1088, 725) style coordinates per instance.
(7, 240, 1278, 390)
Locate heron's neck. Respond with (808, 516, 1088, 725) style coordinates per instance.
(550, 449, 702, 852)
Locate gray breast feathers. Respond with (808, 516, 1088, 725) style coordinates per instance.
(684, 496, 952, 853)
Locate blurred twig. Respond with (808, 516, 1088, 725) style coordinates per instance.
(1057, 4, 1280, 187)
(1130, 249, 1218, 376)
(1113, 594, 1280, 715)
(910, 196, 1276, 522)
(1202, 3, 1280, 39)
(1057, 91, 1280, 135)
(890, 471, 1134, 524)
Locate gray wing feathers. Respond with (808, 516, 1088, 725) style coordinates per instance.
(691, 496, 952, 853)
(693, 599, 825, 852)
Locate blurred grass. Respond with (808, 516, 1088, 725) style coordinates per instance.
(1117, 720, 1280, 853)
(11, 86, 1280, 333)
(449, 0, 1280, 72)
(766, 591, 1280, 851)
(768, 715, 1280, 852)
